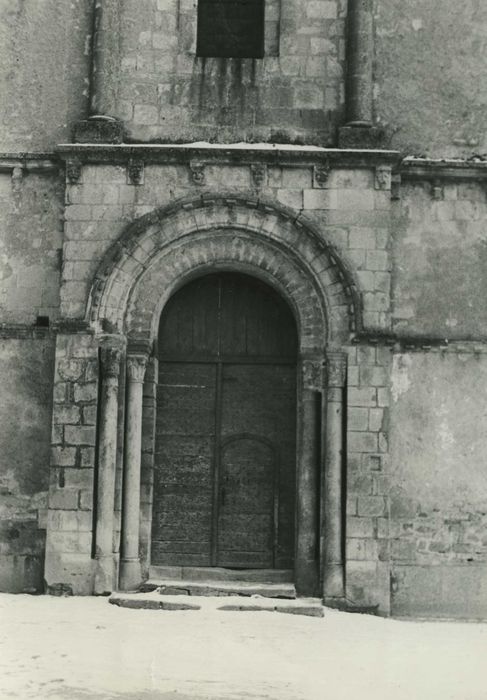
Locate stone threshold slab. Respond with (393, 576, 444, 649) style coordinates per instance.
(149, 565, 294, 583)
(141, 580, 296, 599)
(109, 592, 323, 618)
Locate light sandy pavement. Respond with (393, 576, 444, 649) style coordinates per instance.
(0, 593, 486, 700)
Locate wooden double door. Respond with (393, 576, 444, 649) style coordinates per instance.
(151, 272, 297, 569)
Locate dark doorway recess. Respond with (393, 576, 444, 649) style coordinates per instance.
(151, 272, 298, 570)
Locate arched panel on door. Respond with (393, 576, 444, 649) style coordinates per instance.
(218, 435, 278, 568)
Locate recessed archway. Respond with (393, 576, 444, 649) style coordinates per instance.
(152, 271, 298, 575)
(87, 195, 354, 599)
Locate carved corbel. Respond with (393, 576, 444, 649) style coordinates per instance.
(432, 179, 443, 200)
(189, 160, 205, 185)
(375, 165, 392, 191)
(127, 159, 144, 185)
(66, 158, 82, 184)
(250, 163, 267, 189)
(313, 160, 331, 188)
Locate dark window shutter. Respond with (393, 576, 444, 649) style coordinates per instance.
(197, 0, 265, 59)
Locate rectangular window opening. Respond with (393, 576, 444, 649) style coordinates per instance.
(197, 0, 265, 59)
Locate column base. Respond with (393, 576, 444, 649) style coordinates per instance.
(324, 596, 379, 616)
(338, 125, 385, 149)
(295, 559, 319, 597)
(119, 557, 142, 591)
(323, 562, 345, 599)
(94, 555, 116, 595)
(73, 115, 125, 144)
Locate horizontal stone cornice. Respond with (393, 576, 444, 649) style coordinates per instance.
(0, 153, 58, 173)
(353, 331, 487, 354)
(55, 143, 401, 169)
(400, 157, 487, 182)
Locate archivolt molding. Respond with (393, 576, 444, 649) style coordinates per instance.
(88, 194, 362, 348)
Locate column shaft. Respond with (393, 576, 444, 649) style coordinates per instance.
(346, 0, 374, 125)
(295, 359, 322, 597)
(323, 353, 347, 600)
(90, 0, 121, 115)
(94, 346, 121, 594)
(119, 353, 148, 591)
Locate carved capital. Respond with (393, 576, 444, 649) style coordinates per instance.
(250, 163, 267, 188)
(326, 352, 347, 388)
(127, 158, 144, 185)
(189, 160, 205, 185)
(375, 165, 392, 191)
(66, 158, 82, 184)
(302, 357, 324, 391)
(100, 346, 122, 378)
(126, 354, 148, 383)
(313, 160, 331, 188)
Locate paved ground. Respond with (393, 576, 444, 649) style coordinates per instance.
(0, 593, 486, 700)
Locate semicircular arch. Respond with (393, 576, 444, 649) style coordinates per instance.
(88, 194, 361, 349)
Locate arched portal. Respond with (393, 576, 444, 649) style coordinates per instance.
(85, 196, 355, 599)
(151, 272, 298, 571)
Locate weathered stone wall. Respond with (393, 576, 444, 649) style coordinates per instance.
(389, 351, 487, 618)
(0, 335, 54, 593)
(0, 0, 91, 152)
(61, 159, 392, 331)
(0, 171, 63, 324)
(392, 180, 487, 338)
(95, 0, 346, 144)
(44, 333, 99, 595)
(375, 0, 487, 157)
(345, 343, 391, 613)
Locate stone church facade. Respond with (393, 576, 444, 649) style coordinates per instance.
(1, 0, 487, 618)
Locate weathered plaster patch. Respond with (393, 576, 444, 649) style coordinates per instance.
(391, 353, 412, 402)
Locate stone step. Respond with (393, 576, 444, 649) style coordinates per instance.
(109, 591, 323, 617)
(146, 579, 296, 599)
(149, 566, 293, 583)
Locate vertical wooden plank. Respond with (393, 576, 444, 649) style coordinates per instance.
(151, 362, 216, 566)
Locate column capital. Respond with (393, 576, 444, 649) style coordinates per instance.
(301, 357, 324, 391)
(100, 346, 122, 378)
(126, 354, 148, 383)
(326, 352, 347, 388)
